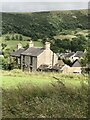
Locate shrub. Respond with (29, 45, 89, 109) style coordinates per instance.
(19, 35, 23, 41)
(15, 35, 19, 40)
(4, 35, 10, 40)
(1, 58, 13, 70)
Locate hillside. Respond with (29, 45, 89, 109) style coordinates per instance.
(2, 9, 88, 40)
(1, 9, 88, 53)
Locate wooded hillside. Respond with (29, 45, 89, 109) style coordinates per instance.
(2, 9, 88, 40)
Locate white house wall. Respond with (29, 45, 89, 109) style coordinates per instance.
(37, 49, 58, 68)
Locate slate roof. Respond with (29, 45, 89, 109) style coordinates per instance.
(11, 48, 25, 57)
(72, 61, 81, 67)
(65, 52, 75, 58)
(59, 53, 68, 58)
(21, 47, 44, 57)
(74, 51, 84, 58)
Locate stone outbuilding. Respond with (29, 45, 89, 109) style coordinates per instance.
(70, 60, 82, 73)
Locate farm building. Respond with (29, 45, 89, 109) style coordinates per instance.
(51, 60, 65, 72)
(58, 60, 82, 74)
(10, 41, 58, 71)
(59, 51, 85, 63)
(60, 64, 71, 73)
(10, 43, 25, 68)
(72, 51, 85, 61)
(70, 60, 82, 73)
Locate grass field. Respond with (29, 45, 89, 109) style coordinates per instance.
(0, 33, 43, 50)
(54, 29, 88, 40)
(2, 70, 88, 89)
(1, 40, 43, 49)
(1, 70, 88, 118)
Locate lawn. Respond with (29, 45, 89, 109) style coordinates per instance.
(1, 70, 89, 118)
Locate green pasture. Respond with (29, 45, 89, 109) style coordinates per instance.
(1, 70, 88, 90)
(1, 70, 88, 118)
(1, 40, 43, 48)
(0, 33, 43, 49)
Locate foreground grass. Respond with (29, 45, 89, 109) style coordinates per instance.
(1, 70, 89, 118)
(2, 69, 88, 89)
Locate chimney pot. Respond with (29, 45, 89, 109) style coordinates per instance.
(17, 43, 22, 49)
(45, 42, 50, 50)
(29, 40, 34, 47)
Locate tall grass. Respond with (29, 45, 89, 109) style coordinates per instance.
(2, 87, 88, 118)
(2, 70, 88, 118)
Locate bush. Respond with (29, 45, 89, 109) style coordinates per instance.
(1, 43, 7, 50)
(1, 57, 15, 70)
(19, 35, 23, 40)
(15, 35, 19, 40)
(4, 35, 10, 40)
(11, 35, 15, 40)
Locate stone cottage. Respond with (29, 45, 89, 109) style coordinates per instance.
(59, 60, 82, 74)
(11, 41, 58, 71)
(71, 60, 82, 73)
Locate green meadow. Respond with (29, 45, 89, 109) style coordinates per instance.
(1, 70, 89, 118)
(2, 70, 88, 89)
(0, 34, 43, 50)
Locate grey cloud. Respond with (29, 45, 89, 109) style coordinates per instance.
(2, 2, 88, 12)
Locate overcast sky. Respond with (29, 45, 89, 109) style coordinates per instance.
(0, 1, 89, 12)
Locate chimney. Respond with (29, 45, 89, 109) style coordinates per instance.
(29, 40, 34, 47)
(17, 43, 22, 49)
(45, 42, 50, 50)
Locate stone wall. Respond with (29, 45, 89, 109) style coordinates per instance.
(37, 49, 58, 68)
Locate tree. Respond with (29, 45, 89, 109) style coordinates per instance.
(80, 57, 87, 67)
(3, 47, 14, 59)
(24, 43, 29, 49)
(71, 35, 87, 52)
(15, 35, 19, 40)
(1, 43, 7, 50)
(19, 35, 23, 40)
(5, 35, 10, 40)
(1, 57, 15, 70)
(86, 40, 90, 64)
(11, 35, 15, 40)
